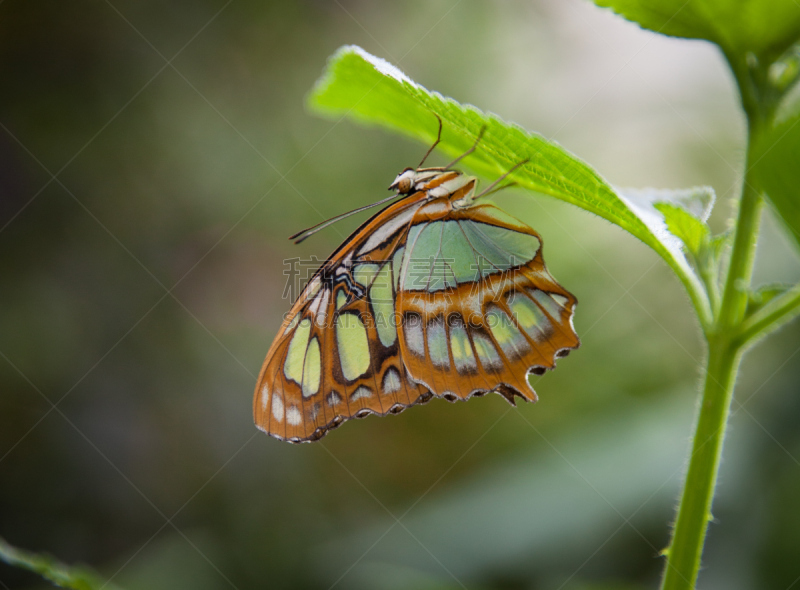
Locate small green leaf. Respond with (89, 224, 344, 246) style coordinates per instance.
(308, 46, 713, 326)
(752, 110, 800, 250)
(746, 283, 791, 317)
(652, 187, 715, 257)
(594, 0, 800, 62)
(0, 536, 119, 590)
(614, 186, 714, 266)
(625, 187, 724, 311)
(656, 203, 709, 256)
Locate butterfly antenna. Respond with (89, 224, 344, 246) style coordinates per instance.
(417, 115, 443, 168)
(289, 193, 401, 244)
(446, 125, 487, 169)
(473, 158, 530, 200)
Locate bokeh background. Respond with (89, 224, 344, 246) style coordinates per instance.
(2, 1, 799, 589)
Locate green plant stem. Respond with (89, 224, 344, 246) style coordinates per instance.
(737, 283, 800, 346)
(718, 183, 765, 330)
(660, 337, 741, 590)
(695, 251, 721, 317)
(661, 110, 765, 587)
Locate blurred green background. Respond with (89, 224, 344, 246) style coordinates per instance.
(2, 1, 799, 589)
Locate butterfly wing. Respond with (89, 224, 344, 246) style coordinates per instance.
(254, 176, 580, 442)
(254, 196, 433, 443)
(395, 202, 579, 404)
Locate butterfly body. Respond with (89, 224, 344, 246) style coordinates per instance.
(254, 165, 579, 443)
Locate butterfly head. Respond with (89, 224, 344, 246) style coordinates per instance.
(390, 167, 458, 195)
(389, 168, 418, 194)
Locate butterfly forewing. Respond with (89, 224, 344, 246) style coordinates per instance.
(254, 197, 432, 442)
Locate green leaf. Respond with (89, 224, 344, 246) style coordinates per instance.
(594, 0, 800, 62)
(752, 110, 800, 250)
(658, 204, 709, 256)
(0, 536, 119, 590)
(628, 187, 725, 311)
(746, 282, 791, 317)
(308, 46, 713, 326)
(653, 189, 714, 257)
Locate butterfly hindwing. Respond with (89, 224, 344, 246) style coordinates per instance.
(396, 202, 579, 404)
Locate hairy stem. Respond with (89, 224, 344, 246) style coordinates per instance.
(718, 182, 765, 330)
(737, 283, 800, 346)
(660, 188, 762, 587)
(660, 55, 766, 585)
(660, 337, 741, 589)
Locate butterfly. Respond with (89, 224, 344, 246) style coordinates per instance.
(254, 125, 580, 443)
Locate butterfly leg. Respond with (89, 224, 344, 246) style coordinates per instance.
(472, 159, 530, 201)
(445, 125, 488, 169)
(417, 115, 443, 168)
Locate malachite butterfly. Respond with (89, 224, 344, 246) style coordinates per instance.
(254, 127, 580, 443)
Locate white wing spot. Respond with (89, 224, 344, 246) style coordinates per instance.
(272, 394, 285, 423)
(261, 385, 270, 411)
(382, 368, 402, 394)
(351, 386, 373, 401)
(286, 405, 302, 426)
